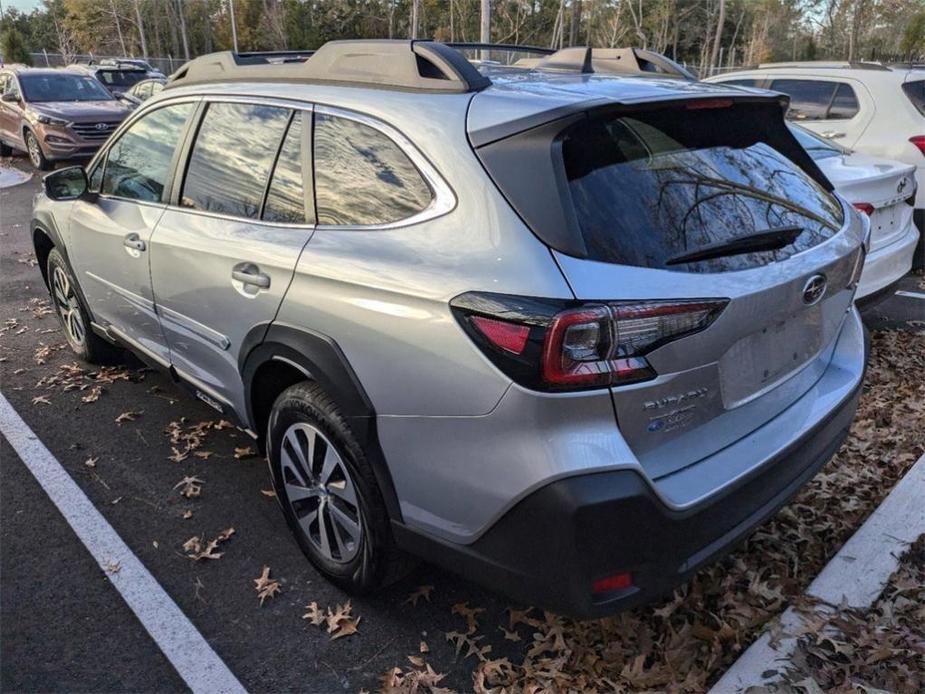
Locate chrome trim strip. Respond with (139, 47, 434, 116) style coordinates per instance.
(84, 271, 156, 313)
(271, 354, 312, 378)
(106, 324, 171, 369)
(157, 304, 231, 351)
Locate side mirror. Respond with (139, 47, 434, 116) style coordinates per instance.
(0, 92, 20, 103)
(43, 166, 93, 201)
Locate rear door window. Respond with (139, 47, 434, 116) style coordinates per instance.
(561, 105, 844, 272)
(313, 113, 432, 226)
(903, 79, 925, 116)
(181, 102, 291, 219)
(770, 79, 836, 120)
(827, 83, 860, 119)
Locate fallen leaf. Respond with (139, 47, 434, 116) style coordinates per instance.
(115, 410, 142, 424)
(31, 395, 51, 405)
(173, 475, 204, 499)
(253, 565, 281, 606)
(405, 584, 434, 607)
(84, 456, 98, 468)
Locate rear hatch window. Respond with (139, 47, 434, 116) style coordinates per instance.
(561, 104, 844, 272)
(97, 69, 147, 88)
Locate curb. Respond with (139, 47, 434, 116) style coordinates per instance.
(710, 453, 925, 693)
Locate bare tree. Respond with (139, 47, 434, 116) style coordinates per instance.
(709, 0, 726, 75)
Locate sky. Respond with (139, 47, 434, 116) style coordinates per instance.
(2, 0, 43, 13)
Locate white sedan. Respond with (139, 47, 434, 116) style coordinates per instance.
(790, 124, 918, 302)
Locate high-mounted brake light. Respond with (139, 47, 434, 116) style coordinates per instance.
(452, 293, 728, 392)
(685, 98, 734, 110)
(910, 135, 925, 157)
(592, 572, 633, 594)
(853, 202, 875, 216)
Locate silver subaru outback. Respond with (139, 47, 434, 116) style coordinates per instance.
(32, 40, 868, 618)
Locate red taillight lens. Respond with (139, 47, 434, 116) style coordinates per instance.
(593, 572, 633, 594)
(470, 315, 530, 355)
(853, 202, 875, 216)
(452, 293, 728, 392)
(541, 301, 727, 387)
(910, 135, 925, 157)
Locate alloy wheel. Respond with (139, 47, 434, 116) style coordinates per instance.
(279, 422, 362, 563)
(26, 133, 42, 168)
(51, 265, 86, 348)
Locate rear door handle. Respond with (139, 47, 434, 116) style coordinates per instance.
(232, 263, 271, 289)
(123, 233, 146, 251)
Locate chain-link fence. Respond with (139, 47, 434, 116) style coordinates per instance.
(28, 52, 188, 75)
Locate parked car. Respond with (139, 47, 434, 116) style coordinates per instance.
(0, 66, 132, 170)
(789, 124, 918, 302)
(119, 77, 166, 107)
(32, 41, 867, 618)
(704, 62, 925, 267)
(67, 62, 150, 97)
(99, 58, 166, 80)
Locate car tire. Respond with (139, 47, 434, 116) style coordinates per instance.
(267, 381, 408, 593)
(46, 248, 121, 364)
(24, 130, 51, 171)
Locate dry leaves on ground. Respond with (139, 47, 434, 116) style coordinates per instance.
(381, 329, 925, 693)
(254, 565, 281, 606)
(302, 600, 361, 640)
(380, 662, 450, 694)
(182, 527, 234, 561)
(777, 534, 925, 693)
(173, 475, 204, 499)
(164, 418, 232, 463)
(405, 584, 434, 607)
(115, 410, 143, 424)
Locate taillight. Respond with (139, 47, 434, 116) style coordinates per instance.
(451, 292, 728, 392)
(853, 202, 875, 216)
(910, 135, 925, 157)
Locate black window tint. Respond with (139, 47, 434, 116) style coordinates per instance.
(827, 83, 859, 119)
(314, 113, 432, 226)
(772, 79, 837, 121)
(561, 107, 843, 273)
(902, 80, 925, 116)
(181, 102, 291, 218)
(88, 162, 103, 192)
(263, 112, 307, 223)
(102, 102, 194, 202)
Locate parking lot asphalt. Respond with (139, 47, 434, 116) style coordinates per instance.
(1, 156, 923, 692)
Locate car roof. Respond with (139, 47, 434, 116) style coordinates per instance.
(706, 63, 913, 83)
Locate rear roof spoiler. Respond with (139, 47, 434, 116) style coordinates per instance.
(166, 40, 491, 94)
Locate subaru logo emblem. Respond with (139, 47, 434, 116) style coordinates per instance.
(94, 123, 108, 131)
(802, 274, 827, 305)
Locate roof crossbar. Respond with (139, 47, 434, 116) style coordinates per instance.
(533, 46, 695, 80)
(167, 40, 491, 93)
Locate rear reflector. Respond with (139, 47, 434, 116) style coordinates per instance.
(911, 136, 925, 157)
(853, 202, 875, 216)
(470, 315, 530, 355)
(593, 572, 633, 594)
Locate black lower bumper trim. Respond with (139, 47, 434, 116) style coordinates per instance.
(393, 378, 862, 619)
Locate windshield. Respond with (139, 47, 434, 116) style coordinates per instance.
(787, 123, 845, 161)
(96, 70, 147, 88)
(20, 73, 114, 102)
(561, 105, 844, 272)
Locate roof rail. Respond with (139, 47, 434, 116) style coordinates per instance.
(167, 40, 491, 93)
(756, 60, 892, 71)
(444, 42, 554, 55)
(530, 46, 695, 80)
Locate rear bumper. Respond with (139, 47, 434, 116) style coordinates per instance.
(856, 221, 919, 299)
(393, 310, 866, 618)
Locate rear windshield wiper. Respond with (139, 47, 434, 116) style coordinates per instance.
(665, 225, 804, 266)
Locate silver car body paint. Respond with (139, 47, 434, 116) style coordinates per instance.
(32, 69, 868, 546)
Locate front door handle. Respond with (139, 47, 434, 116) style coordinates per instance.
(820, 130, 845, 139)
(232, 263, 271, 289)
(123, 233, 146, 252)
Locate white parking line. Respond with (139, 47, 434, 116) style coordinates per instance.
(710, 453, 925, 693)
(895, 290, 925, 301)
(0, 393, 247, 694)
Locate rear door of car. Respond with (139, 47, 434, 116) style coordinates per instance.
(149, 98, 315, 420)
(767, 75, 874, 149)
